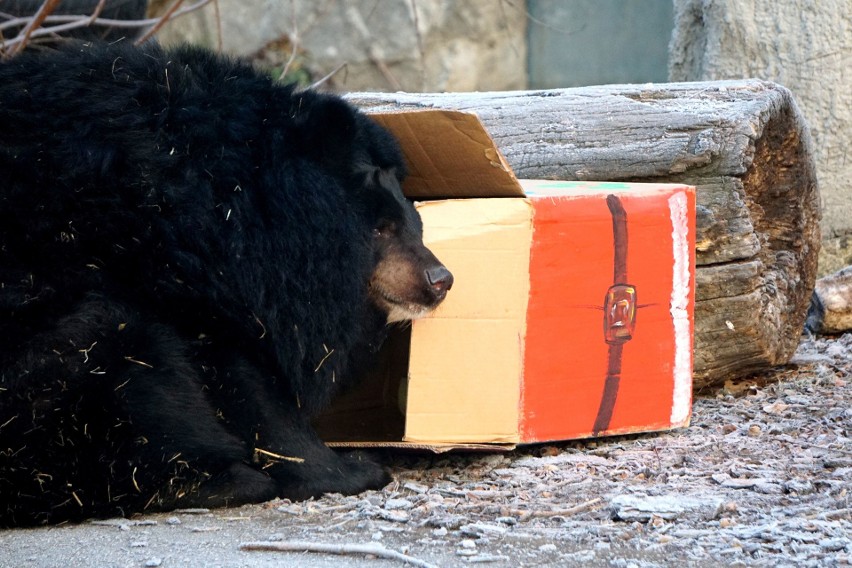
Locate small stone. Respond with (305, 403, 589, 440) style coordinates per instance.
(143, 559, 162, 568)
(538, 543, 557, 552)
(741, 542, 761, 554)
(460, 539, 477, 549)
(403, 482, 428, 494)
(610, 494, 724, 522)
(747, 424, 762, 437)
(460, 522, 508, 537)
(425, 514, 466, 530)
(762, 401, 789, 414)
(819, 538, 849, 551)
(377, 509, 410, 523)
(783, 479, 815, 495)
(753, 482, 784, 495)
(165, 517, 181, 525)
(712, 474, 781, 492)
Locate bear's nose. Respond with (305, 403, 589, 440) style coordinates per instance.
(425, 265, 454, 294)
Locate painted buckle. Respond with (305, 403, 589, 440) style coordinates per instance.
(603, 284, 636, 345)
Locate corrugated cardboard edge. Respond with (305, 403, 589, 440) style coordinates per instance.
(668, 190, 694, 426)
(327, 441, 516, 454)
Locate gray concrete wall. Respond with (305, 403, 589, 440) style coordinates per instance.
(155, 0, 527, 93)
(527, 0, 673, 88)
(670, 0, 852, 272)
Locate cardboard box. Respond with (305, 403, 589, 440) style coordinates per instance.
(314, 110, 696, 450)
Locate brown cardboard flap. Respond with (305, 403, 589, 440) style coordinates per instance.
(369, 110, 524, 199)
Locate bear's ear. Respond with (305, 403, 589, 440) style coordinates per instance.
(295, 94, 358, 167)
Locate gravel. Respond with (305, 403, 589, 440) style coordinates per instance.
(1, 333, 850, 567)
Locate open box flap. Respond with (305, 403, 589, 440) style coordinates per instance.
(368, 110, 524, 199)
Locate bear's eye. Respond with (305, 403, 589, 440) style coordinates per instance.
(373, 221, 397, 238)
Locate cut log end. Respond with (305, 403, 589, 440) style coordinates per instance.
(693, 90, 819, 386)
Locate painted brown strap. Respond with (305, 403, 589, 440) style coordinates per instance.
(593, 194, 630, 435)
(608, 194, 629, 285)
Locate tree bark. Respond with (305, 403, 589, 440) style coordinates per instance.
(348, 80, 820, 387)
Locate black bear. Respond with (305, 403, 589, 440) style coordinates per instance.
(0, 41, 453, 527)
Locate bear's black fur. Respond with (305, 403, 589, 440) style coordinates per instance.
(0, 41, 452, 527)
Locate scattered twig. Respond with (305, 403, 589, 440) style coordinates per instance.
(8, 0, 63, 56)
(90, 518, 157, 528)
(252, 313, 267, 339)
(408, 0, 426, 91)
(309, 62, 347, 90)
(368, 53, 401, 91)
(811, 507, 852, 521)
(313, 344, 335, 373)
(342, 3, 401, 90)
(211, 0, 222, 52)
(87, 0, 107, 26)
(239, 541, 440, 568)
(778, 435, 852, 457)
(505, 498, 602, 521)
(0, 0, 213, 54)
(135, 0, 185, 45)
(124, 356, 154, 368)
(280, 0, 299, 79)
(254, 448, 305, 464)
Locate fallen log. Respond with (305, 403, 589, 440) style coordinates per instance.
(348, 80, 820, 387)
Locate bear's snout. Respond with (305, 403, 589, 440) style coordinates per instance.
(425, 265, 454, 297)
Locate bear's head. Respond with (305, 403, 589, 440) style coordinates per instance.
(293, 94, 453, 324)
(353, 114, 454, 323)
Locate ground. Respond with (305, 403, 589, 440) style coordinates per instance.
(1, 333, 849, 567)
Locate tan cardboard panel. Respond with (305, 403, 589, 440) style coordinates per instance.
(404, 199, 533, 444)
(413, 199, 533, 318)
(369, 111, 524, 199)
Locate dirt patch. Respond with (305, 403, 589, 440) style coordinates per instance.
(1, 334, 850, 567)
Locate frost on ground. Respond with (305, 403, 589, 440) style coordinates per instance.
(2, 334, 850, 568)
(266, 332, 852, 567)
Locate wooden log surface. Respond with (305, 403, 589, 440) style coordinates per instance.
(348, 80, 820, 387)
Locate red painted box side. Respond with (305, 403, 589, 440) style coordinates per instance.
(520, 187, 695, 442)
